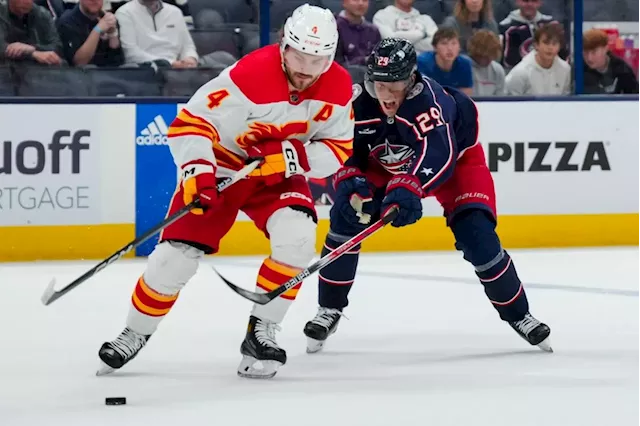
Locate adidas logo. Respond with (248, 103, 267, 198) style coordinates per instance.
(136, 115, 169, 146)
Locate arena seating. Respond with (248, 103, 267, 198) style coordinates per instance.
(0, 0, 636, 98)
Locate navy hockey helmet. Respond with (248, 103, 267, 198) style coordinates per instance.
(365, 38, 417, 83)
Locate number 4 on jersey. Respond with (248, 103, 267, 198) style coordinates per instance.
(207, 89, 230, 109)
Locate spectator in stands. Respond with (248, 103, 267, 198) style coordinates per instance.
(441, 0, 498, 54)
(505, 23, 570, 95)
(35, 0, 65, 20)
(467, 29, 504, 96)
(499, 0, 559, 70)
(582, 29, 639, 95)
(417, 28, 473, 95)
(335, 0, 380, 66)
(0, 0, 63, 64)
(115, 0, 198, 68)
(373, 0, 438, 54)
(57, 0, 124, 67)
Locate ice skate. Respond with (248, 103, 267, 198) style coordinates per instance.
(303, 307, 343, 353)
(96, 327, 150, 376)
(237, 316, 286, 379)
(509, 312, 553, 352)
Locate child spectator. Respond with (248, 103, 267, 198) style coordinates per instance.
(499, 0, 562, 70)
(505, 23, 570, 95)
(115, 0, 198, 68)
(441, 0, 498, 54)
(417, 27, 473, 95)
(373, 0, 438, 53)
(582, 28, 638, 95)
(335, 0, 380, 65)
(0, 0, 63, 65)
(467, 29, 505, 96)
(57, 0, 124, 67)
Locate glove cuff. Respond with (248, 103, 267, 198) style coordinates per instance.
(181, 160, 216, 180)
(282, 138, 310, 176)
(386, 174, 424, 198)
(332, 166, 364, 190)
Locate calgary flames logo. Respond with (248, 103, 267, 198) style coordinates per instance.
(236, 121, 309, 148)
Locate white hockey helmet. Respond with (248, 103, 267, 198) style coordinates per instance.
(280, 3, 338, 72)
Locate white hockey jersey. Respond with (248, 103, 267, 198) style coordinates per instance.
(167, 44, 355, 179)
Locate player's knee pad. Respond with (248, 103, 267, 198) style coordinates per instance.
(144, 241, 203, 295)
(450, 209, 502, 270)
(266, 207, 316, 269)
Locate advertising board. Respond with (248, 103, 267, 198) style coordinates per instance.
(1, 98, 636, 261)
(0, 105, 101, 226)
(130, 99, 638, 256)
(0, 105, 135, 261)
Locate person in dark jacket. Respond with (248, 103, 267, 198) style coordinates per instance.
(498, 0, 565, 70)
(582, 28, 638, 95)
(34, 0, 65, 20)
(335, 0, 380, 66)
(0, 0, 63, 64)
(57, 0, 124, 67)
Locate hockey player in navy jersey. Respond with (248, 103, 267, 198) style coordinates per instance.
(303, 38, 552, 354)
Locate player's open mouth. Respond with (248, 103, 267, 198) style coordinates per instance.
(382, 101, 396, 110)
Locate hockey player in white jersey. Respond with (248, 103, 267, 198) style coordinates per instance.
(97, 3, 354, 379)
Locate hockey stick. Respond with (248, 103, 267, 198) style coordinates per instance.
(41, 161, 260, 306)
(213, 207, 399, 305)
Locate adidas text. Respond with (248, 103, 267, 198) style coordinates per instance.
(136, 115, 169, 146)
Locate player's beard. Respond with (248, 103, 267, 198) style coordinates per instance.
(287, 70, 319, 91)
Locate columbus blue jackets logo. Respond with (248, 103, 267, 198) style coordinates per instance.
(370, 140, 415, 174)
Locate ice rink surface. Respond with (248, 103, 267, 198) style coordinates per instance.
(1, 247, 638, 426)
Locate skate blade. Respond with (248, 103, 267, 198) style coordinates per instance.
(537, 337, 553, 353)
(237, 355, 282, 379)
(96, 361, 116, 376)
(306, 337, 325, 354)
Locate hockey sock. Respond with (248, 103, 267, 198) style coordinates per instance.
(451, 210, 529, 322)
(476, 250, 529, 322)
(318, 232, 361, 310)
(127, 275, 180, 336)
(251, 257, 302, 323)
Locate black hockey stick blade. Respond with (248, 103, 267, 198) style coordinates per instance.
(212, 270, 273, 305)
(41, 161, 260, 306)
(214, 207, 398, 305)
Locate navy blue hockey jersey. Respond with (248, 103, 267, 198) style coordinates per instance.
(350, 76, 480, 195)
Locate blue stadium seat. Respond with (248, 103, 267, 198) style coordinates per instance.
(269, 0, 325, 31)
(190, 0, 258, 23)
(242, 30, 281, 55)
(190, 29, 241, 58)
(365, 0, 389, 22)
(226, 0, 258, 23)
(161, 67, 226, 96)
(86, 67, 162, 97)
(193, 8, 225, 29)
(16, 67, 90, 97)
(0, 66, 16, 96)
(322, 0, 342, 15)
(413, 0, 450, 25)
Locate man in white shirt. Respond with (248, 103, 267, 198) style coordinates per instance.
(505, 22, 570, 96)
(372, 0, 437, 53)
(115, 0, 198, 67)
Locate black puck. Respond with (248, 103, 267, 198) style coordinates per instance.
(105, 397, 126, 405)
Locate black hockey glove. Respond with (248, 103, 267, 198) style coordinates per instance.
(381, 174, 423, 227)
(332, 166, 375, 227)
